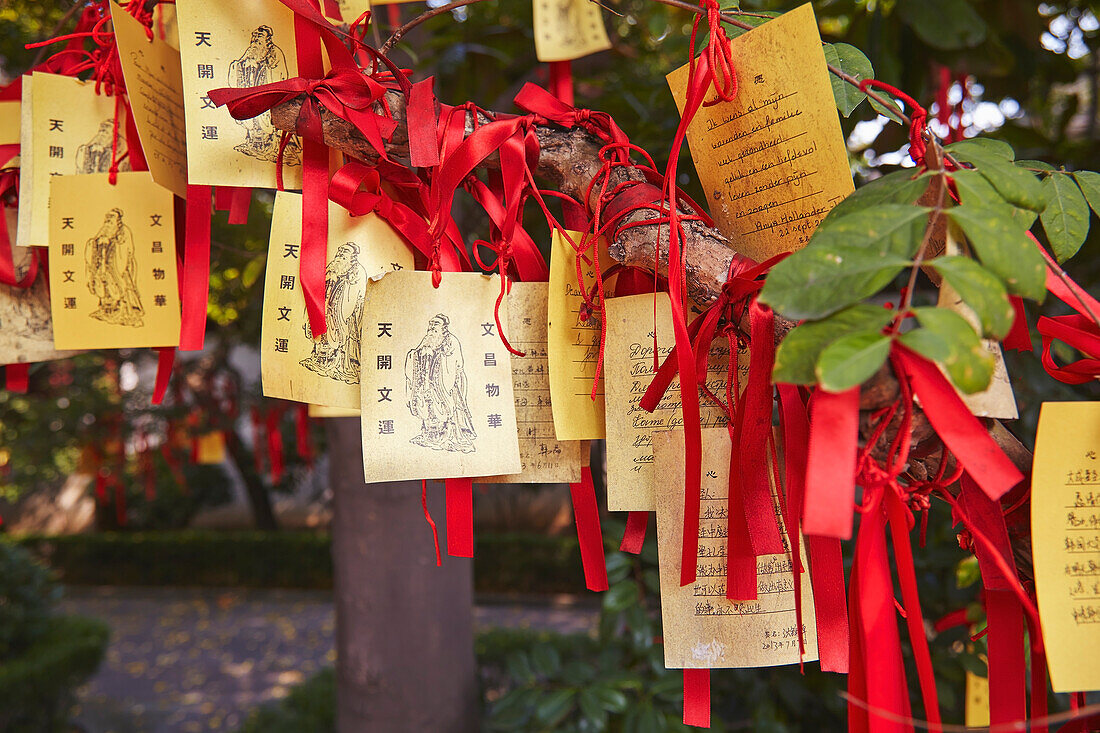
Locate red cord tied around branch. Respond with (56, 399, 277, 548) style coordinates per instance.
(859, 79, 929, 169)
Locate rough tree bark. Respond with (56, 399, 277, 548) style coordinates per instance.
(327, 417, 480, 732)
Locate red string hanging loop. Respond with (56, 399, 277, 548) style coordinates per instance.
(859, 78, 928, 167)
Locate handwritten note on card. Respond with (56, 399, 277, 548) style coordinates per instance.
(111, 1, 189, 198)
(478, 282, 585, 484)
(654, 429, 818, 668)
(547, 229, 612, 441)
(1031, 401, 1100, 693)
(604, 293, 739, 511)
(666, 4, 854, 263)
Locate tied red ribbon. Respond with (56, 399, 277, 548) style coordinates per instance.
(682, 668, 710, 728)
(445, 478, 474, 558)
(569, 466, 608, 592)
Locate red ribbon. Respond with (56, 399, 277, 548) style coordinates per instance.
(5, 363, 29, 393)
(151, 347, 175, 405)
(445, 477, 474, 558)
(548, 60, 574, 107)
(893, 347, 1023, 501)
(620, 511, 649, 554)
(214, 186, 252, 225)
(682, 668, 710, 728)
(265, 408, 285, 484)
(803, 386, 860, 539)
(180, 185, 211, 350)
(1003, 296, 1032, 352)
(295, 404, 314, 466)
(569, 466, 608, 592)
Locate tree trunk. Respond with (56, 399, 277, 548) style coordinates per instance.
(224, 427, 279, 530)
(327, 417, 480, 733)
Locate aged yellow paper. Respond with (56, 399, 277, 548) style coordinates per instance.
(604, 293, 741, 511)
(176, 0, 302, 188)
(666, 4, 854, 263)
(18, 73, 130, 248)
(359, 270, 522, 482)
(938, 223, 1018, 419)
(1031, 401, 1100, 693)
(48, 172, 181, 349)
(308, 404, 360, 418)
(261, 191, 414, 409)
(547, 229, 613, 441)
(337, 0, 372, 20)
(964, 671, 990, 727)
(110, 1, 189, 198)
(532, 0, 612, 63)
(654, 428, 819, 668)
(0, 210, 78, 364)
(0, 101, 19, 146)
(478, 281, 585, 484)
(194, 431, 227, 464)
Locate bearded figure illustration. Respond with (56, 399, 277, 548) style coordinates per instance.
(300, 243, 365, 383)
(85, 208, 144, 327)
(405, 314, 477, 453)
(76, 119, 129, 174)
(227, 26, 301, 164)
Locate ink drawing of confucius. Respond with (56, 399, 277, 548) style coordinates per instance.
(405, 314, 477, 453)
(85, 208, 144, 327)
(227, 25, 301, 164)
(76, 119, 129, 174)
(300, 243, 365, 384)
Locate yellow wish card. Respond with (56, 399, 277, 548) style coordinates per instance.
(110, 1, 189, 198)
(1031, 401, 1100, 692)
(47, 172, 181, 349)
(308, 404, 360, 418)
(0, 100, 19, 146)
(261, 191, 414, 409)
(604, 293, 742, 511)
(359, 271, 522, 483)
(337, 0, 371, 20)
(654, 428, 819, 668)
(547, 229, 613, 441)
(176, 0, 301, 188)
(666, 4, 854, 263)
(194, 431, 227, 464)
(964, 671, 990, 727)
(533, 0, 612, 63)
(477, 281, 585, 484)
(18, 73, 130, 248)
(0, 209, 78, 364)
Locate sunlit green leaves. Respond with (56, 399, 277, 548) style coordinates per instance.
(773, 305, 895, 385)
(899, 307, 993, 394)
(815, 331, 893, 393)
(951, 169, 1036, 231)
(821, 169, 930, 225)
(948, 145, 1045, 212)
(1041, 173, 1090, 263)
(760, 205, 926, 319)
(930, 256, 1014, 339)
(946, 205, 1046, 301)
(822, 43, 874, 117)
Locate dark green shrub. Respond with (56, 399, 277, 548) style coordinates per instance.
(0, 540, 60, 659)
(238, 667, 336, 733)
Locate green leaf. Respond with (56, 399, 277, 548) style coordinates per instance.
(951, 170, 1036, 230)
(946, 205, 1047, 301)
(930, 256, 1015, 339)
(900, 307, 994, 393)
(950, 148, 1044, 211)
(506, 651, 535, 683)
(896, 0, 987, 49)
(822, 43, 874, 117)
(761, 205, 926, 319)
(773, 305, 896, 384)
(602, 581, 637, 614)
(868, 93, 906, 125)
(578, 690, 609, 730)
(955, 556, 980, 588)
(534, 689, 576, 728)
(945, 138, 1015, 161)
(1041, 173, 1090, 263)
(1017, 159, 1056, 172)
(242, 255, 266, 288)
(815, 331, 892, 392)
(822, 169, 930, 226)
(590, 686, 629, 713)
(1072, 171, 1100, 217)
(531, 644, 562, 676)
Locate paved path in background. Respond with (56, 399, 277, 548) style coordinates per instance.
(59, 586, 598, 733)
